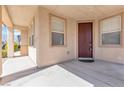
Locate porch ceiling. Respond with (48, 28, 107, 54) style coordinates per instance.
(43, 5, 124, 20)
(7, 5, 38, 27)
(6, 5, 124, 27)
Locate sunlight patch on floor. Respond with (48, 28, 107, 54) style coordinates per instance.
(14, 51, 21, 57)
(5, 65, 94, 87)
(1, 56, 37, 77)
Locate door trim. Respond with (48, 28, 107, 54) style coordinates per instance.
(76, 21, 95, 59)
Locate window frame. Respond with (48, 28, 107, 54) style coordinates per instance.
(29, 18, 35, 47)
(49, 14, 67, 47)
(99, 14, 123, 47)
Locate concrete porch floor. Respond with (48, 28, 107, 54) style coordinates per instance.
(4, 65, 93, 87)
(0, 60, 124, 87)
(1, 56, 37, 77)
(59, 60, 124, 87)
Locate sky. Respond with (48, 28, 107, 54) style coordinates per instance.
(2, 24, 21, 42)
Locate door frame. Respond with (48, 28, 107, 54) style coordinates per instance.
(76, 20, 95, 59)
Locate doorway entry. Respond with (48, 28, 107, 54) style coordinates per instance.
(14, 29, 21, 57)
(78, 22, 93, 62)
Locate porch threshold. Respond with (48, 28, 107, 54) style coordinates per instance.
(78, 57, 94, 63)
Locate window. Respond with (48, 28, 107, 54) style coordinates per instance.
(50, 15, 66, 46)
(29, 18, 35, 47)
(100, 15, 122, 45)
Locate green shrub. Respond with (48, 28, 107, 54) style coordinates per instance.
(14, 42, 20, 52)
(2, 42, 20, 58)
(2, 50, 7, 58)
(5, 42, 8, 50)
(2, 42, 8, 58)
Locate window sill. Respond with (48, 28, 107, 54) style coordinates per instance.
(99, 44, 123, 48)
(50, 45, 67, 47)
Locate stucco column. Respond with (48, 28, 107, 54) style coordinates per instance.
(20, 29, 28, 56)
(7, 27, 14, 57)
(0, 6, 2, 76)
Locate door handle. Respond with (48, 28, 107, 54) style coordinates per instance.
(89, 47, 92, 51)
(89, 43, 92, 47)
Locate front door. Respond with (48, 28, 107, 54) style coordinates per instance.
(78, 22, 93, 58)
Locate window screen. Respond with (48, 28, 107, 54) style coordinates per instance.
(51, 15, 66, 46)
(100, 15, 121, 45)
(52, 32, 64, 45)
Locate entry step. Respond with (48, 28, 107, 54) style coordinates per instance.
(78, 57, 94, 63)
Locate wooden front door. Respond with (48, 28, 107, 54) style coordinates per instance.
(78, 22, 93, 58)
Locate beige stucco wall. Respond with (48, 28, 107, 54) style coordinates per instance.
(7, 27, 14, 57)
(28, 18, 37, 64)
(20, 29, 28, 56)
(28, 9, 39, 65)
(29, 47, 36, 64)
(34, 7, 76, 67)
(76, 14, 124, 64)
(93, 14, 124, 64)
(33, 7, 124, 67)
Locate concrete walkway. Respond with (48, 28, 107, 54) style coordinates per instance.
(1, 56, 37, 77)
(1, 60, 124, 87)
(4, 65, 93, 87)
(59, 60, 124, 87)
